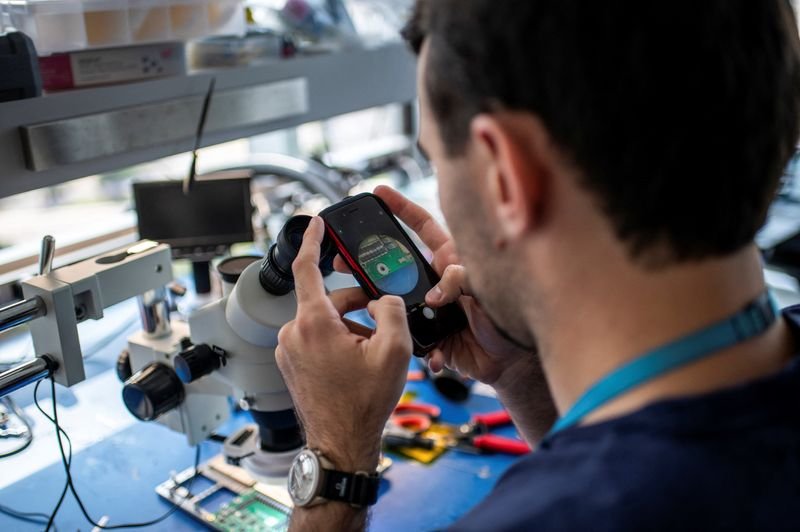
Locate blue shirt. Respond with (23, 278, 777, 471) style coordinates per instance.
(450, 306, 800, 531)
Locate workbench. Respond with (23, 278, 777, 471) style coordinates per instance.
(0, 298, 519, 531)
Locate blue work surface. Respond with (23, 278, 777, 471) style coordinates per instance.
(0, 302, 520, 531)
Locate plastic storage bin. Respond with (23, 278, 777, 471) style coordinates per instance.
(168, 0, 208, 39)
(2, 0, 88, 54)
(83, 0, 130, 47)
(128, 0, 170, 42)
(0, 0, 245, 55)
(207, 0, 242, 35)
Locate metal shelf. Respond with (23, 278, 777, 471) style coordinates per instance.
(0, 43, 416, 199)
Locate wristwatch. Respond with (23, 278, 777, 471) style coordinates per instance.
(287, 448, 380, 508)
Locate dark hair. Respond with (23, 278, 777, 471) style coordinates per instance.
(403, 1, 800, 264)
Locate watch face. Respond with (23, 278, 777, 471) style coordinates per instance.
(289, 450, 319, 506)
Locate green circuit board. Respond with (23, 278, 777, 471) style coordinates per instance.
(213, 490, 291, 532)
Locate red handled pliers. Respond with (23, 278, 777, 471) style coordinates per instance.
(383, 403, 442, 450)
(452, 410, 530, 455)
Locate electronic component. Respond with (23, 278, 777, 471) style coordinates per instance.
(214, 491, 290, 531)
(156, 455, 292, 532)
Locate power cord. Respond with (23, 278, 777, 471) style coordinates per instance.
(33, 379, 73, 532)
(0, 502, 59, 532)
(34, 376, 201, 530)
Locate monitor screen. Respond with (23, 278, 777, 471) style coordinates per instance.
(133, 178, 254, 253)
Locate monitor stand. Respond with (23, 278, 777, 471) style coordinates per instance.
(192, 260, 212, 295)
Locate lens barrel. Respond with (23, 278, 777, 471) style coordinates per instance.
(259, 215, 337, 295)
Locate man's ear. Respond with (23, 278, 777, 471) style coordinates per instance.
(470, 112, 548, 245)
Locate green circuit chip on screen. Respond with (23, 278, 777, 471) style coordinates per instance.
(358, 234, 419, 295)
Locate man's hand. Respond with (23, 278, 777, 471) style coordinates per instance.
(276, 216, 412, 473)
(335, 186, 557, 444)
(339, 185, 532, 387)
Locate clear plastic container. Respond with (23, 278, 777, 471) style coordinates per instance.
(127, 0, 170, 42)
(82, 0, 130, 47)
(207, 0, 244, 36)
(0, 0, 245, 54)
(2, 0, 88, 54)
(169, 0, 207, 39)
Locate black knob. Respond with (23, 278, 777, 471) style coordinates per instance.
(259, 215, 338, 295)
(174, 344, 225, 384)
(122, 363, 184, 421)
(116, 349, 132, 382)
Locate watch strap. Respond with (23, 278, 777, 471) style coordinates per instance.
(321, 469, 380, 507)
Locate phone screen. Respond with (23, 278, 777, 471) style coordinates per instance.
(324, 195, 437, 307)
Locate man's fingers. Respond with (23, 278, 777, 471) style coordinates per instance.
(367, 295, 412, 357)
(426, 264, 470, 307)
(333, 254, 352, 274)
(343, 318, 374, 338)
(427, 349, 447, 373)
(292, 217, 329, 307)
(374, 185, 452, 253)
(329, 287, 371, 316)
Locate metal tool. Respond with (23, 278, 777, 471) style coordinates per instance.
(382, 422, 436, 450)
(382, 403, 442, 450)
(450, 410, 530, 456)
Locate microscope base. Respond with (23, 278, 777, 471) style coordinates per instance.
(242, 448, 299, 480)
(224, 423, 300, 479)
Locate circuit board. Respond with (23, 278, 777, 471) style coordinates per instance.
(156, 453, 391, 530)
(211, 489, 290, 531)
(155, 455, 292, 531)
(358, 234, 418, 294)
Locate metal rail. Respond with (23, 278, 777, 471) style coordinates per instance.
(0, 355, 56, 398)
(0, 297, 45, 334)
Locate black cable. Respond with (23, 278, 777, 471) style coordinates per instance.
(33, 379, 72, 532)
(0, 502, 58, 531)
(183, 76, 217, 196)
(42, 376, 201, 529)
(0, 397, 33, 458)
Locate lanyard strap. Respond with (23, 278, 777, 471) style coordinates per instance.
(547, 291, 780, 437)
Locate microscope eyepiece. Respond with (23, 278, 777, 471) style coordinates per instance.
(259, 215, 337, 295)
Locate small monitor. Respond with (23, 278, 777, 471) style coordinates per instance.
(133, 177, 254, 258)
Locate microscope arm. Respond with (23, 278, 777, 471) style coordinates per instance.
(0, 237, 174, 396)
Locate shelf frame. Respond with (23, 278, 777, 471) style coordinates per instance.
(0, 43, 417, 199)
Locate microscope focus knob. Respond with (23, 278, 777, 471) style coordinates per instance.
(116, 350, 133, 382)
(122, 363, 185, 421)
(174, 344, 226, 384)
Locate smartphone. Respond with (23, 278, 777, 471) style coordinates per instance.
(320, 193, 468, 355)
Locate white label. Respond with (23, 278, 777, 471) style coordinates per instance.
(69, 44, 185, 86)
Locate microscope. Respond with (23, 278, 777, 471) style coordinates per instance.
(0, 215, 340, 480)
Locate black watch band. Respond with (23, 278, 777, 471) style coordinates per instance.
(321, 469, 380, 507)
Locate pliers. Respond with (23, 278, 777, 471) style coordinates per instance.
(382, 403, 442, 450)
(451, 410, 530, 455)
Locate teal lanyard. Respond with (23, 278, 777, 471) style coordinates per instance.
(547, 291, 780, 438)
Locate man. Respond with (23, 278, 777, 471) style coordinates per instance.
(275, 0, 800, 529)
